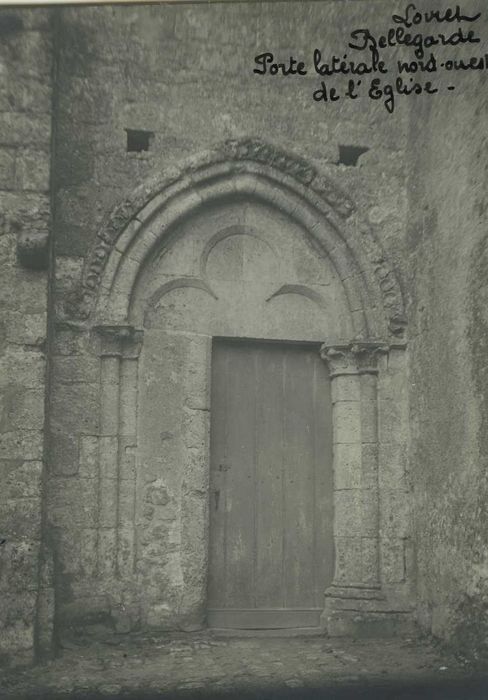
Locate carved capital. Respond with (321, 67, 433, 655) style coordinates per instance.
(17, 230, 49, 270)
(351, 342, 389, 375)
(93, 325, 144, 359)
(320, 341, 389, 377)
(320, 345, 358, 377)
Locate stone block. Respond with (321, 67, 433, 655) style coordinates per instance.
(57, 528, 82, 575)
(15, 149, 50, 192)
(52, 354, 100, 384)
(334, 490, 363, 537)
(184, 447, 208, 492)
(0, 148, 16, 188)
(332, 401, 361, 444)
(118, 479, 135, 524)
(0, 430, 43, 460)
(378, 399, 407, 442)
(99, 479, 118, 527)
(50, 430, 79, 476)
(333, 443, 361, 490)
(379, 441, 408, 491)
(54, 255, 84, 296)
(99, 436, 118, 480)
(0, 592, 36, 653)
(0, 348, 45, 389)
(360, 490, 378, 537)
(12, 29, 52, 78)
(58, 595, 111, 627)
(184, 362, 209, 411)
(0, 459, 42, 501)
(0, 539, 40, 593)
(35, 585, 54, 654)
(0, 232, 16, 271)
(0, 191, 49, 237)
(20, 77, 52, 113)
(48, 477, 98, 528)
(0, 267, 48, 313)
(117, 526, 135, 576)
(182, 408, 209, 451)
(378, 368, 405, 402)
(52, 327, 89, 356)
(381, 537, 406, 584)
(4, 310, 47, 346)
(0, 387, 45, 432)
(334, 536, 362, 584)
(331, 374, 360, 404)
(381, 490, 410, 539)
(79, 435, 98, 478)
(143, 601, 178, 630)
(360, 399, 377, 443)
(361, 443, 378, 490)
(0, 112, 51, 148)
(50, 383, 100, 435)
(0, 498, 41, 539)
(119, 372, 138, 435)
(324, 608, 416, 638)
(100, 385, 119, 437)
(80, 528, 98, 578)
(119, 443, 136, 480)
(360, 537, 379, 585)
(98, 528, 117, 578)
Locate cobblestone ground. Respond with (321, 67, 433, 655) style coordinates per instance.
(1, 634, 487, 700)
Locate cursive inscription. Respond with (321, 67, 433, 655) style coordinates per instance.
(253, 4, 485, 113)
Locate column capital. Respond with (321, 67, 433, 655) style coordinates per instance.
(93, 325, 144, 359)
(320, 341, 389, 377)
(351, 341, 390, 375)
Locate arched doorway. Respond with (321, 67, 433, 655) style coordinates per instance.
(49, 140, 412, 638)
(129, 195, 347, 630)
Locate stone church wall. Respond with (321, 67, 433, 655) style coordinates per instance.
(0, 9, 53, 665)
(48, 1, 411, 645)
(0, 0, 487, 666)
(406, 3, 488, 654)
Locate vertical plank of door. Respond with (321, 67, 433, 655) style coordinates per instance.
(221, 342, 256, 609)
(312, 353, 335, 605)
(282, 346, 316, 608)
(255, 345, 285, 608)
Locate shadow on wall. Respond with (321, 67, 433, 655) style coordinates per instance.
(14, 678, 488, 700)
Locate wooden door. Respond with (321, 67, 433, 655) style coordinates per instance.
(207, 339, 334, 629)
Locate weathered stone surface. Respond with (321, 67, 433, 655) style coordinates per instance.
(52, 354, 100, 385)
(0, 539, 40, 593)
(1, 0, 487, 668)
(0, 430, 43, 461)
(0, 460, 42, 501)
(0, 498, 42, 540)
(0, 388, 45, 432)
(0, 591, 37, 655)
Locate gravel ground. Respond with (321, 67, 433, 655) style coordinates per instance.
(1, 633, 487, 699)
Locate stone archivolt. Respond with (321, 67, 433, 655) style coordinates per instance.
(66, 138, 406, 341)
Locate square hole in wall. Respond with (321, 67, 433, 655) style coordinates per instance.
(125, 129, 154, 153)
(338, 144, 369, 166)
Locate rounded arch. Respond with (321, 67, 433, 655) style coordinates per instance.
(67, 139, 406, 340)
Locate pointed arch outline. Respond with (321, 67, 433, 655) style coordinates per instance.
(67, 139, 406, 340)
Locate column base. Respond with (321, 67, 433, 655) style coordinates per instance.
(321, 585, 416, 638)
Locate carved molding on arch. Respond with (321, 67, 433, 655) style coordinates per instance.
(266, 284, 327, 310)
(64, 138, 407, 339)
